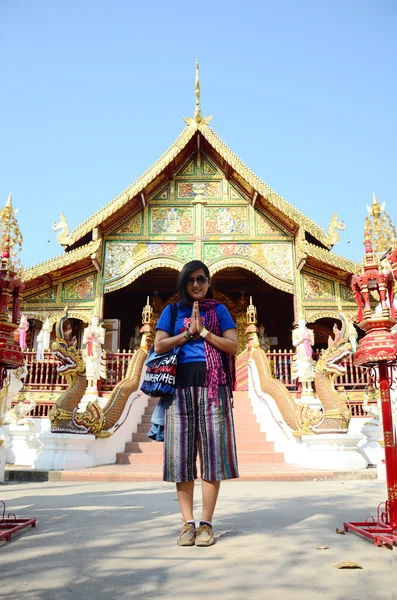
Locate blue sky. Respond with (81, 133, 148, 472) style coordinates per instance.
(1, 0, 396, 268)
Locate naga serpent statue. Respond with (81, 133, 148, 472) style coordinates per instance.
(49, 314, 147, 437)
(324, 212, 345, 247)
(251, 313, 352, 436)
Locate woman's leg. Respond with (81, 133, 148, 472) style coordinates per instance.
(201, 479, 220, 522)
(176, 481, 195, 521)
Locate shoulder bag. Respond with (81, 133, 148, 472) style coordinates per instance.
(140, 303, 179, 397)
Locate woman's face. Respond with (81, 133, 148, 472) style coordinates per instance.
(185, 268, 210, 302)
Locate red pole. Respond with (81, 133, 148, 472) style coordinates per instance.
(378, 362, 397, 530)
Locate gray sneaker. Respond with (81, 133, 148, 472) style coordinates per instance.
(195, 524, 215, 546)
(177, 522, 196, 546)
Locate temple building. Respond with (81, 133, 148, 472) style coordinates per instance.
(21, 63, 358, 353)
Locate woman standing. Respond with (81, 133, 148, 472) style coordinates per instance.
(155, 260, 239, 547)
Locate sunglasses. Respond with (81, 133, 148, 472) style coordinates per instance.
(186, 275, 208, 286)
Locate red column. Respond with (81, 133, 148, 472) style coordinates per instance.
(378, 361, 397, 529)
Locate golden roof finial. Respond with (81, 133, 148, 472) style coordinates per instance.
(194, 59, 202, 123)
(0, 193, 23, 269)
(183, 61, 212, 126)
(364, 193, 395, 256)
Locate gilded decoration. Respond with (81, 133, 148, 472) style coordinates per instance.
(25, 310, 91, 327)
(149, 207, 194, 235)
(202, 158, 218, 176)
(229, 185, 245, 200)
(65, 118, 344, 249)
(62, 274, 96, 301)
(104, 242, 194, 283)
(302, 274, 334, 299)
(178, 159, 195, 176)
(364, 194, 396, 256)
(151, 186, 169, 201)
(22, 239, 102, 282)
(305, 310, 356, 324)
(204, 242, 293, 282)
(177, 181, 221, 199)
(323, 213, 345, 247)
(25, 287, 57, 303)
(303, 240, 358, 273)
(204, 206, 248, 235)
(117, 212, 143, 235)
(104, 258, 181, 294)
(210, 258, 293, 294)
(340, 285, 355, 302)
(256, 211, 287, 236)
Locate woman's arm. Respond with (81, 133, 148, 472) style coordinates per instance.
(154, 329, 189, 354)
(201, 328, 238, 356)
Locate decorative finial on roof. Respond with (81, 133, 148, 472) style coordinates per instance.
(183, 61, 213, 127)
(0, 193, 23, 269)
(364, 193, 395, 256)
(366, 192, 385, 218)
(194, 59, 202, 123)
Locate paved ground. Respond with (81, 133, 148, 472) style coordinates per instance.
(0, 479, 394, 600)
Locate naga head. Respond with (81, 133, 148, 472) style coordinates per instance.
(321, 343, 352, 376)
(52, 311, 85, 378)
(316, 312, 352, 375)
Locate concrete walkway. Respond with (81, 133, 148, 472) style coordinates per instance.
(0, 480, 393, 600)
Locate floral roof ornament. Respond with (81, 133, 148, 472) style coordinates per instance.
(351, 217, 395, 323)
(0, 193, 23, 271)
(364, 193, 396, 257)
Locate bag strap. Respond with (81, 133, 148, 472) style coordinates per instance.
(170, 303, 178, 337)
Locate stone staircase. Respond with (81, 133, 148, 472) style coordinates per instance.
(115, 391, 286, 474)
(48, 390, 341, 480)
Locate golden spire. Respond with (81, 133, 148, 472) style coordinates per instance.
(246, 297, 259, 349)
(0, 193, 23, 269)
(194, 59, 202, 123)
(183, 60, 212, 126)
(364, 193, 395, 256)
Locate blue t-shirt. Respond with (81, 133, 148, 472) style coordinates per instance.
(156, 302, 236, 364)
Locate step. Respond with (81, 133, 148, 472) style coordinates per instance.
(124, 440, 274, 454)
(234, 433, 269, 443)
(233, 424, 262, 433)
(235, 441, 274, 452)
(125, 441, 164, 453)
(141, 415, 153, 423)
(232, 417, 258, 425)
(132, 432, 158, 442)
(237, 452, 285, 464)
(233, 395, 252, 401)
(234, 412, 255, 417)
(137, 423, 153, 434)
(116, 451, 284, 465)
(53, 467, 346, 482)
(116, 453, 164, 465)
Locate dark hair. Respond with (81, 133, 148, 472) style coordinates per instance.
(177, 260, 213, 306)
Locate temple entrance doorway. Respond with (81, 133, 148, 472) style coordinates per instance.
(103, 265, 294, 352)
(211, 267, 294, 351)
(103, 267, 179, 351)
(310, 317, 342, 350)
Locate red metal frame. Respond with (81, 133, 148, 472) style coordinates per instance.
(0, 500, 36, 542)
(344, 502, 396, 547)
(0, 213, 37, 543)
(343, 364, 397, 548)
(342, 230, 397, 548)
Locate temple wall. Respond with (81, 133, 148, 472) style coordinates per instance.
(300, 266, 357, 324)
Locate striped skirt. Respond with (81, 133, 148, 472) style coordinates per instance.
(163, 385, 239, 483)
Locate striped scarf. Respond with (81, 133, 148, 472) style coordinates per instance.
(199, 299, 234, 404)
